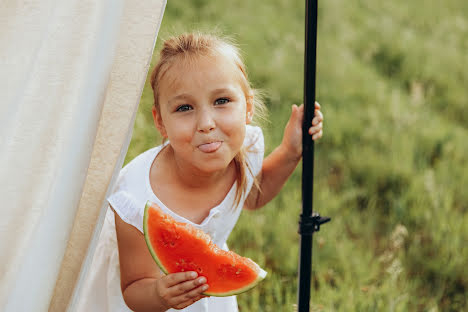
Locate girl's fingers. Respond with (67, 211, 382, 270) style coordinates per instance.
(170, 276, 207, 296)
(296, 102, 321, 124)
(293, 104, 304, 113)
(312, 111, 323, 125)
(308, 123, 323, 135)
(298, 104, 304, 116)
(163, 271, 198, 288)
(297, 105, 304, 122)
(298, 102, 320, 110)
(173, 284, 209, 308)
(312, 129, 323, 140)
(186, 284, 209, 298)
(291, 104, 304, 124)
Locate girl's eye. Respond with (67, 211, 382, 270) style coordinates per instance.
(176, 104, 192, 112)
(215, 98, 229, 105)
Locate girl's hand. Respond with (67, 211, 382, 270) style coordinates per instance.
(282, 102, 324, 160)
(154, 271, 208, 310)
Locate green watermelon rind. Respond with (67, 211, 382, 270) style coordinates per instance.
(143, 201, 169, 275)
(203, 266, 267, 297)
(143, 200, 267, 297)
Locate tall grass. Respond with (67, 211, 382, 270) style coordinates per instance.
(125, 0, 468, 310)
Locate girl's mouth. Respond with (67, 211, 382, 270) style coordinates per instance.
(198, 141, 222, 153)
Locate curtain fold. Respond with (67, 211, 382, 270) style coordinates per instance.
(0, 0, 166, 311)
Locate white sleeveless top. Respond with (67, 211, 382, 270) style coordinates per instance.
(76, 125, 264, 312)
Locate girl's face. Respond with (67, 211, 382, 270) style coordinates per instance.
(153, 53, 253, 175)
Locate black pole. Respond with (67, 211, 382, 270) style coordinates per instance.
(297, 0, 330, 311)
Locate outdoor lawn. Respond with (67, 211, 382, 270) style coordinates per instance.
(125, 0, 468, 310)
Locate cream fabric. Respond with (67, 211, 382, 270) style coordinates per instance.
(0, 0, 166, 311)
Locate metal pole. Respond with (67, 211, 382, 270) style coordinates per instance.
(297, 0, 330, 311)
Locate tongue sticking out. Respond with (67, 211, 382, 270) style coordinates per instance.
(198, 141, 222, 153)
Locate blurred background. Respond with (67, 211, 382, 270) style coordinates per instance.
(125, 0, 468, 310)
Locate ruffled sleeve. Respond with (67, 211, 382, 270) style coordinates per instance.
(105, 149, 156, 233)
(107, 190, 144, 232)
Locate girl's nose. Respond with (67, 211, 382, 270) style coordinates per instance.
(197, 110, 216, 133)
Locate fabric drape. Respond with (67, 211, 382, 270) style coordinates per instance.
(0, 0, 166, 311)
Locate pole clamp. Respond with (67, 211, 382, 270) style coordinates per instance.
(298, 212, 331, 235)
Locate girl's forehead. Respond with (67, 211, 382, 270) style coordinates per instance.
(169, 53, 235, 75)
(161, 53, 247, 94)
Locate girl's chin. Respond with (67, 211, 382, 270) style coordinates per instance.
(194, 162, 231, 174)
(191, 156, 236, 174)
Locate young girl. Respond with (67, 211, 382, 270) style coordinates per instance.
(76, 33, 323, 312)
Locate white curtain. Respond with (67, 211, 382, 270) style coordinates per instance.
(0, 0, 166, 311)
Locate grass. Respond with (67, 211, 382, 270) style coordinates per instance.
(125, 0, 468, 310)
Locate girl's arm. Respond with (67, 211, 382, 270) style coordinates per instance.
(114, 211, 207, 311)
(245, 102, 323, 210)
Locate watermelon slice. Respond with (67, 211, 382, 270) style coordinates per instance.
(143, 200, 267, 296)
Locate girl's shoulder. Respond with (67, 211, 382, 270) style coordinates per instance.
(107, 145, 163, 232)
(244, 124, 264, 151)
(119, 146, 162, 179)
(244, 125, 264, 173)
(117, 142, 170, 188)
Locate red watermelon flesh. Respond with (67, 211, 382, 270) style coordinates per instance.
(143, 201, 267, 296)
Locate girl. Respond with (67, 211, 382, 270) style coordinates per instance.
(77, 33, 323, 312)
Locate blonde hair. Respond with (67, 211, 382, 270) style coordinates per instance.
(149, 32, 266, 208)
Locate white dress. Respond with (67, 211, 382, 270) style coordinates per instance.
(75, 125, 264, 312)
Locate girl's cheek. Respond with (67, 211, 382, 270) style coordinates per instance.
(221, 106, 245, 123)
(166, 119, 194, 142)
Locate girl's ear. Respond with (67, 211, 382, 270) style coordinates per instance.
(152, 106, 167, 138)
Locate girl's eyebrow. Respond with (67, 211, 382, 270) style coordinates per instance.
(211, 87, 237, 94)
(168, 86, 239, 104)
(168, 93, 192, 104)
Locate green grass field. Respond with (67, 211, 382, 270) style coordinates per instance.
(125, 0, 468, 310)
